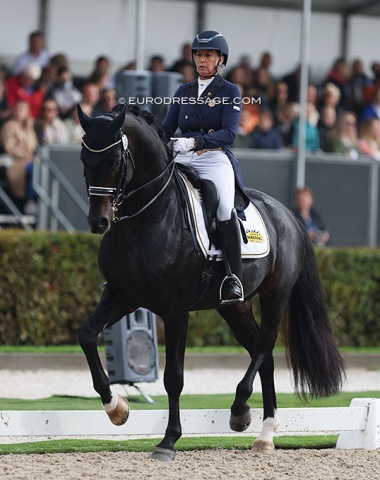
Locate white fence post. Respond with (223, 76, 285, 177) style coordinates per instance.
(336, 398, 380, 450)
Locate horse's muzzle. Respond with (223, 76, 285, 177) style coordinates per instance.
(88, 215, 110, 234)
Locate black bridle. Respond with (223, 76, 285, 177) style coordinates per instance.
(82, 132, 175, 222)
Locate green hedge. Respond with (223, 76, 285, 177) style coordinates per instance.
(0, 231, 379, 347)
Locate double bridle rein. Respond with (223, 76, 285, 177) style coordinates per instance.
(82, 132, 175, 222)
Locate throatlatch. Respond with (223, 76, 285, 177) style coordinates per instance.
(217, 209, 244, 304)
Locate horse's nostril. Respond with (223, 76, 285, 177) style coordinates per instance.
(100, 217, 109, 229)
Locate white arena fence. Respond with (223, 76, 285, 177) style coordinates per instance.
(0, 398, 379, 449)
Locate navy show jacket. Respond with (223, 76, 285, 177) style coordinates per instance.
(161, 74, 249, 213)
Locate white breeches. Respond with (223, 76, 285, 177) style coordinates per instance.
(175, 150, 235, 221)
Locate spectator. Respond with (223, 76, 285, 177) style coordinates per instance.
(307, 84, 320, 126)
(0, 100, 38, 211)
(292, 186, 330, 246)
(148, 55, 166, 72)
(252, 67, 274, 108)
(324, 57, 352, 108)
(282, 64, 301, 103)
(13, 31, 50, 75)
(318, 105, 336, 152)
(6, 63, 45, 118)
(93, 88, 116, 116)
(178, 62, 196, 83)
(249, 110, 284, 149)
(349, 58, 372, 114)
(318, 82, 343, 118)
(292, 102, 320, 152)
(0, 75, 10, 128)
(276, 102, 298, 147)
(64, 103, 92, 144)
(233, 110, 255, 148)
(361, 88, 380, 122)
(79, 82, 100, 116)
(87, 55, 114, 91)
(270, 81, 289, 125)
(357, 117, 380, 160)
(327, 111, 359, 159)
(169, 43, 193, 73)
(50, 66, 82, 119)
(34, 98, 69, 144)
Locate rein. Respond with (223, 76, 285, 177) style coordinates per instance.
(82, 132, 176, 222)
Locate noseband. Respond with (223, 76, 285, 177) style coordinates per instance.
(82, 132, 175, 222)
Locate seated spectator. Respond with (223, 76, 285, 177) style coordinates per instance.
(275, 102, 298, 147)
(327, 111, 359, 158)
(178, 62, 196, 83)
(249, 110, 284, 149)
(0, 74, 10, 128)
(64, 103, 92, 144)
(13, 31, 50, 75)
(282, 64, 301, 103)
(269, 81, 289, 125)
(79, 82, 100, 116)
(361, 88, 380, 122)
(324, 57, 352, 109)
(292, 186, 330, 246)
(34, 98, 69, 144)
(349, 58, 372, 115)
(0, 100, 38, 212)
(84, 55, 114, 93)
(318, 82, 343, 118)
(50, 66, 82, 119)
(357, 117, 380, 160)
(93, 88, 116, 116)
(318, 105, 336, 152)
(148, 55, 166, 72)
(168, 43, 193, 73)
(292, 102, 320, 152)
(252, 67, 274, 108)
(232, 110, 255, 148)
(6, 63, 45, 118)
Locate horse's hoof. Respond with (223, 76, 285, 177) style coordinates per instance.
(150, 447, 176, 462)
(229, 410, 251, 432)
(252, 439, 275, 453)
(103, 393, 130, 426)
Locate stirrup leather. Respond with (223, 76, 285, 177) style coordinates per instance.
(220, 274, 244, 304)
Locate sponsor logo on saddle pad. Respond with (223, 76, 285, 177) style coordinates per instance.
(180, 173, 270, 259)
(246, 230, 264, 243)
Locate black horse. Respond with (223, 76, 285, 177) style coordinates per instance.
(77, 103, 345, 461)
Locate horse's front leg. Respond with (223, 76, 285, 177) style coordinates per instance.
(78, 284, 130, 425)
(150, 311, 188, 462)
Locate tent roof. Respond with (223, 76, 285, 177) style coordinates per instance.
(200, 0, 380, 16)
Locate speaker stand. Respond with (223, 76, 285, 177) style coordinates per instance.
(121, 383, 155, 404)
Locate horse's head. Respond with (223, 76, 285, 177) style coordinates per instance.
(78, 103, 132, 234)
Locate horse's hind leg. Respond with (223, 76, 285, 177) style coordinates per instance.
(219, 290, 289, 453)
(78, 284, 130, 425)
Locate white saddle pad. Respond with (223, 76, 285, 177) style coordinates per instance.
(180, 172, 270, 260)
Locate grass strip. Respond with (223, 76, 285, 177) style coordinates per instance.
(0, 435, 338, 456)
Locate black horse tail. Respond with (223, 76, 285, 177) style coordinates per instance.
(285, 227, 345, 399)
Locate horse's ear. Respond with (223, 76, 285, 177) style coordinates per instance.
(112, 104, 127, 131)
(77, 103, 92, 130)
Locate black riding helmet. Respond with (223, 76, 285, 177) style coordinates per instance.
(191, 30, 229, 67)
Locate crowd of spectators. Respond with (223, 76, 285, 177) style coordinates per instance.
(1, 31, 380, 214)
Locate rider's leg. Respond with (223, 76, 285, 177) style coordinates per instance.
(217, 208, 244, 304)
(190, 150, 243, 304)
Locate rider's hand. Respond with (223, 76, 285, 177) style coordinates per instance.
(170, 137, 196, 153)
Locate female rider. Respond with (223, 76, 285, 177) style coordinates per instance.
(161, 30, 247, 304)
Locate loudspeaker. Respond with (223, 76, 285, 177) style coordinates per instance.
(104, 308, 159, 384)
(151, 71, 183, 123)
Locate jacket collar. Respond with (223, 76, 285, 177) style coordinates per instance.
(188, 74, 225, 99)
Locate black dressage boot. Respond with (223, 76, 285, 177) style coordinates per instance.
(217, 210, 244, 304)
